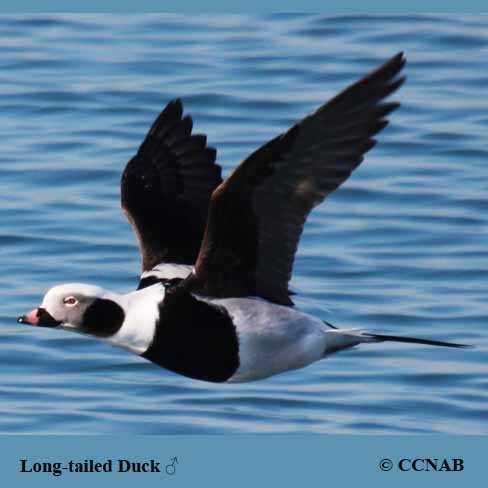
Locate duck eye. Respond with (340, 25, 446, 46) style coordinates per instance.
(63, 296, 78, 306)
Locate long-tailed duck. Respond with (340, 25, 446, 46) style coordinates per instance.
(18, 53, 469, 383)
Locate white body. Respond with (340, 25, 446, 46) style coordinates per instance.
(100, 283, 365, 382)
(201, 296, 363, 382)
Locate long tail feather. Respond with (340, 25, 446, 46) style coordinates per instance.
(362, 333, 472, 349)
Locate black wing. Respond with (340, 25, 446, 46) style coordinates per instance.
(121, 99, 222, 271)
(186, 53, 406, 305)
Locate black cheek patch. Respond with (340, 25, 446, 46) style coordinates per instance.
(81, 299, 125, 337)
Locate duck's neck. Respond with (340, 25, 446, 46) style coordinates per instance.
(104, 284, 165, 354)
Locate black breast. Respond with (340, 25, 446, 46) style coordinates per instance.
(142, 286, 240, 383)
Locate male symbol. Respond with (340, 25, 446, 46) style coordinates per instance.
(165, 457, 178, 476)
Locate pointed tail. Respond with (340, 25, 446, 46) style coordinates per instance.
(361, 332, 471, 349)
(323, 321, 472, 350)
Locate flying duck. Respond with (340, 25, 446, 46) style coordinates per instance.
(18, 53, 469, 383)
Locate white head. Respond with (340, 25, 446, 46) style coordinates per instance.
(18, 283, 126, 338)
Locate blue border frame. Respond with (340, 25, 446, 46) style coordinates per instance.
(0, 5, 486, 487)
(0, 435, 486, 486)
(0, 1, 487, 13)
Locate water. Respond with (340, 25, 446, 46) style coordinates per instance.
(0, 13, 487, 434)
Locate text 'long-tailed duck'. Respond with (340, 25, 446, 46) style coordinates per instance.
(18, 53, 470, 383)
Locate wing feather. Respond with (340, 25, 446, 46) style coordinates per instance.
(187, 53, 406, 305)
(121, 99, 222, 271)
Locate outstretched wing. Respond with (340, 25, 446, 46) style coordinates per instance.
(187, 53, 406, 305)
(121, 99, 222, 271)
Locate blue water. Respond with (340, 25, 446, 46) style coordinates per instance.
(0, 14, 487, 434)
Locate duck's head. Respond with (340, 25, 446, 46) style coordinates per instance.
(18, 283, 125, 337)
